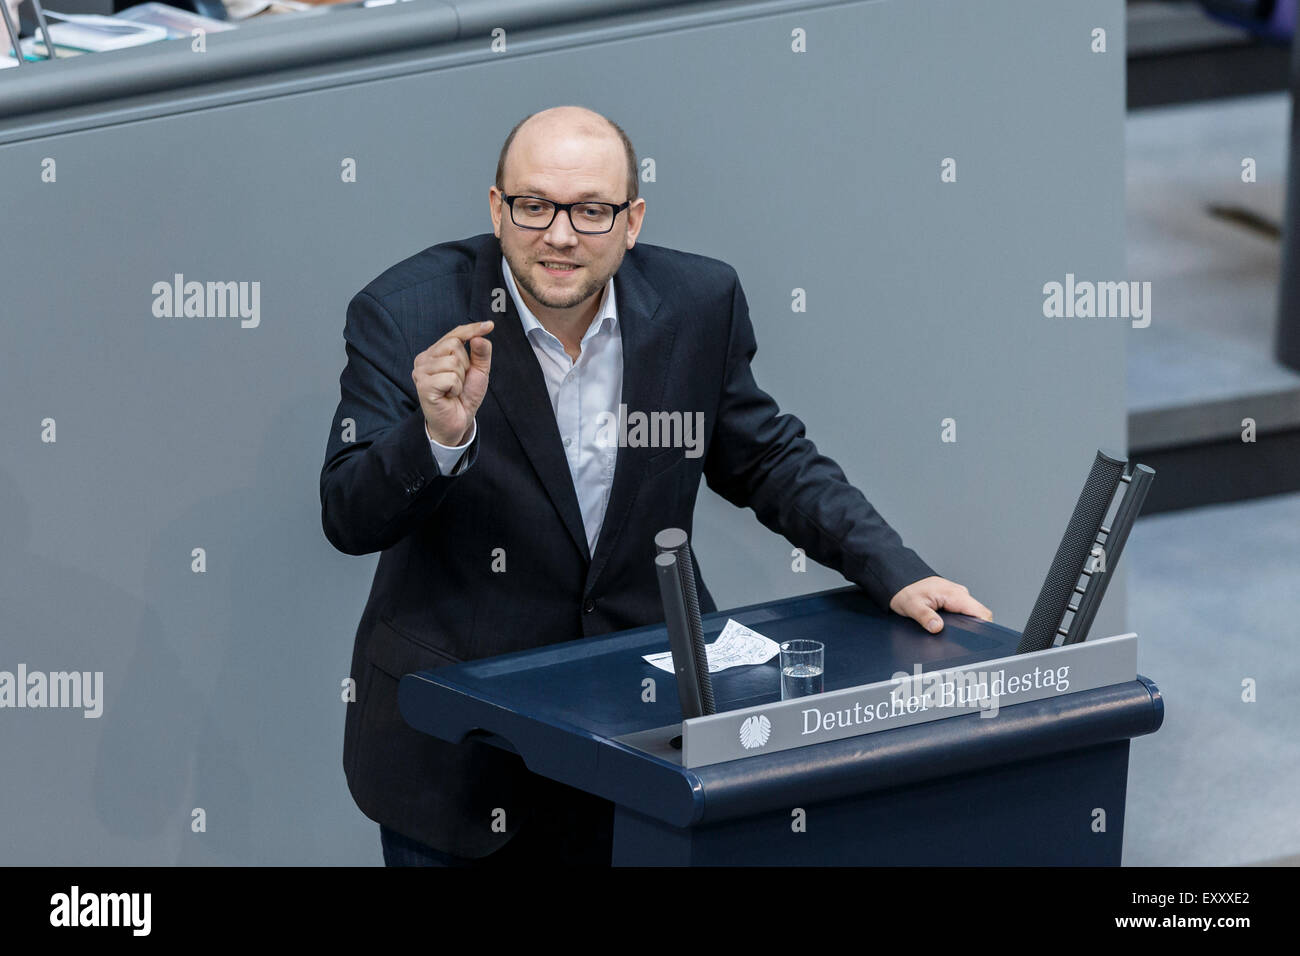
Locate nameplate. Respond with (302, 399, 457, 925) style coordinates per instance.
(680, 633, 1137, 769)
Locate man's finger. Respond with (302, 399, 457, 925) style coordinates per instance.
(426, 338, 475, 366)
(417, 350, 469, 378)
(900, 594, 944, 634)
(417, 320, 495, 360)
(467, 334, 492, 373)
(937, 590, 991, 621)
(425, 370, 463, 399)
(443, 320, 494, 347)
(967, 595, 993, 624)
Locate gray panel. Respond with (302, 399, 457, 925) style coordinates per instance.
(0, 0, 1127, 863)
(680, 635, 1138, 768)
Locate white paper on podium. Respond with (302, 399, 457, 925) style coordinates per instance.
(642, 618, 780, 674)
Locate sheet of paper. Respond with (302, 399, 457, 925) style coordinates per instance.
(642, 618, 780, 674)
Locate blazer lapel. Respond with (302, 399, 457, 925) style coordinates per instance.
(584, 249, 674, 596)
(470, 239, 591, 563)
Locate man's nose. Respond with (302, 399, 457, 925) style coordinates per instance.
(544, 209, 580, 244)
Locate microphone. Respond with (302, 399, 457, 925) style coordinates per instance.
(653, 528, 715, 718)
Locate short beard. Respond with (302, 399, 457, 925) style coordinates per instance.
(514, 262, 607, 311)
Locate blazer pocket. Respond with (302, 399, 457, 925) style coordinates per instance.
(366, 615, 463, 680)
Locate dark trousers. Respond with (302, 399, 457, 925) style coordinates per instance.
(380, 779, 616, 867)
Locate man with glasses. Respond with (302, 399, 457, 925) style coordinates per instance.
(321, 105, 992, 867)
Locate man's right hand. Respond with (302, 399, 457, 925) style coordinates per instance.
(412, 320, 494, 446)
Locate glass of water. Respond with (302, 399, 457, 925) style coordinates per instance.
(780, 639, 824, 699)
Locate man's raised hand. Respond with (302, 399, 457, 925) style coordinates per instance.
(412, 320, 494, 446)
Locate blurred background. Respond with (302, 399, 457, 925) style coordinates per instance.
(1122, 0, 1300, 866)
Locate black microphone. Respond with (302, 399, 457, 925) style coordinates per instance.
(654, 528, 715, 717)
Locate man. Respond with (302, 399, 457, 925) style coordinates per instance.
(320, 105, 993, 867)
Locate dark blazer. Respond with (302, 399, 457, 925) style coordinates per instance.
(320, 231, 937, 857)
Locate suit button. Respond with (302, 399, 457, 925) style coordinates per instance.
(583, 598, 595, 614)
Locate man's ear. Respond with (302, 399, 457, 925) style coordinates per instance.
(626, 198, 647, 248)
(489, 186, 503, 237)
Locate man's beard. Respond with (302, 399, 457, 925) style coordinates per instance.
(509, 250, 620, 310)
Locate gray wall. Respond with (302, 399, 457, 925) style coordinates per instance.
(0, 0, 1127, 864)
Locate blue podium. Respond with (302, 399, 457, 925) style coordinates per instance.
(398, 586, 1163, 865)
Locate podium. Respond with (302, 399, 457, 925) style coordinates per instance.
(398, 586, 1163, 865)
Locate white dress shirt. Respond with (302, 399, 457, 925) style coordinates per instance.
(425, 255, 623, 554)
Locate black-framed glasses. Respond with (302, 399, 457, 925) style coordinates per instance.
(501, 193, 630, 235)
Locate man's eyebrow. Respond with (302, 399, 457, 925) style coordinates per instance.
(515, 186, 611, 201)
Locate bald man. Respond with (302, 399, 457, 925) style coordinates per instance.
(321, 105, 993, 867)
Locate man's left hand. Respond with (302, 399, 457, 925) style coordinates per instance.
(889, 576, 993, 634)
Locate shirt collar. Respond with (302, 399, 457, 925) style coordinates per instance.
(501, 255, 618, 347)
